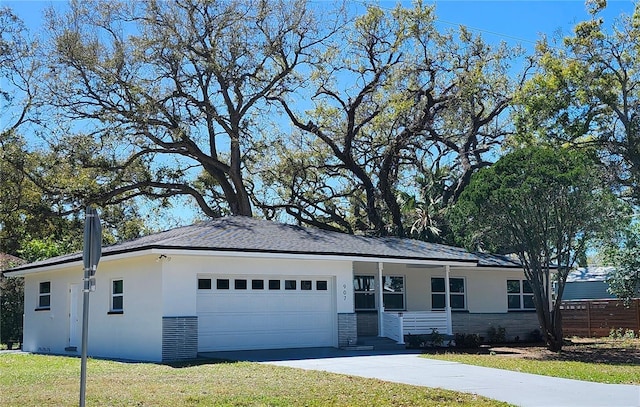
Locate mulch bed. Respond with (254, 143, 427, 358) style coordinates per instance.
(420, 338, 640, 365)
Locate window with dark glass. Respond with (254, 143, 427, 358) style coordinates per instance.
(235, 279, 247, 290)
(354, 275, 376, 310)
(269, 279, 280, 290)
(301, 280, 312, 290)
(111, 280, 124, 312)
(216, 279, 230, 290)
(284, 280, 296, 290)
(507, 279, 535, 310)
(316, 280, 328, 290)
(38, 281, 51, 309)
(431, 277, 465, 310)
(382, 276, 405, 310)
(252, 279, 264, 290)
(198, 278, 212, 290)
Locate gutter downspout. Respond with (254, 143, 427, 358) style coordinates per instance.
(445, 265, 453, 335)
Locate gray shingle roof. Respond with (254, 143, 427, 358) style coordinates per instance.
(7, 216, 495, 273)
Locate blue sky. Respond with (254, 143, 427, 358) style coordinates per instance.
(5, 0, 637, 49)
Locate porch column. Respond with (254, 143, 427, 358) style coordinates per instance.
(445, 265, 453, 335)
(378, 262, 384, 337)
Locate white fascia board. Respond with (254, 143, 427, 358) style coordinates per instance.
(7, 247, 476, 275)
(148, 248, 477, 267)
(4, 249, 157, 276)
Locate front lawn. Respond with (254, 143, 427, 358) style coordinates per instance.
(0, 353, 510, 406)
(422, 337, 640, 385)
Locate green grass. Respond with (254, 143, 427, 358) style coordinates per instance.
(0, 354, 510, 406)
(423, 353, 640, 385)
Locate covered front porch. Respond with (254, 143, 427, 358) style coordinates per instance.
(353, 262, 460, 344)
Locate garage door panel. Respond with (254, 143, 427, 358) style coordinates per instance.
(197, 275, 336, 352)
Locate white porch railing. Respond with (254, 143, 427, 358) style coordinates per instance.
(382, 311, 450, 344)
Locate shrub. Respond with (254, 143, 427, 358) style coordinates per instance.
(487, 325, 506, 344)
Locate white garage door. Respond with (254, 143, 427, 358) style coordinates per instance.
(197, 275, 336, 351)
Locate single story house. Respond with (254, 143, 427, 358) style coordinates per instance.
(6, 216, 540, 362)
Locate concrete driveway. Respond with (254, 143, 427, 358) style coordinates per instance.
(202, 348, 640, 407)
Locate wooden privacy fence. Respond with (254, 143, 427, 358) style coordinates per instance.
(560, 299, 640, 337)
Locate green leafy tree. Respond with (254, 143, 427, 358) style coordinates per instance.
(450, 146, 621, 351)
(604, 222, 640, 303)
(516, 0, 640, 203)
(257, 2, 526, 236)
(0, 254, 24, 346)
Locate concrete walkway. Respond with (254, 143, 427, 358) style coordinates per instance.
(203, 348, 640, 407)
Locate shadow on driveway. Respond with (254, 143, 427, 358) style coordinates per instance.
(198, 346, 422, 362)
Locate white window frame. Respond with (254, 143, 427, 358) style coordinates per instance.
(507, 279, 535, 311)
(382, 275, 405, 311)
(110, 279, 124, 313)
(431, 276, 466, 310)
(37, 281, 51, 310)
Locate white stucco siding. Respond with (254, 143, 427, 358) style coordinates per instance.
(23, 269, 78, 355)
(22, 255, 164, 362)
(88, 256, 163, 361)
(458, 267, 528, 313)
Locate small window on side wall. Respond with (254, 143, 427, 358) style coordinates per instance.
(111, 280, 123, 313)
(38, 281, 51, 310)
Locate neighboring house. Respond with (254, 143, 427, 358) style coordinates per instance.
(562, 266, 617, 301)
(5, 217, 539, 362)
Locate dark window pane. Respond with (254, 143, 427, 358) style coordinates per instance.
(269, 280, 280, 290)
(235, 279, 247, 290)
(39, 295, 50, 308)
(113, 280, 123, 294)
(112, 296, 123, 310)
(508, 295, 521, 309)
(523, 295, 535, 309)
(355, 293, 375, 309)
(252, 279, 264, 290)
(507, 280, 521, 294)
(40, 281, 51, 294)
(383, 293, 404, 310)
(523, 280, 533, 293)
(301, 280, 312, 290)
(450, 294, 465, 309)
(432, 293, 445, 309)
(285, 280, 296, 290)
(198, 279, 212, 290)
(354, 276, 375, 292)
(450, 278, 465, 293)
(216, 279, 229, 290)
(431, 278, 445, 293)
(316, 280, 328, 290)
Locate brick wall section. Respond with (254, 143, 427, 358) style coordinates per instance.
(452, 313, 540, 342)
(338, 313, 358, 347)
(162, 316, 198, 362)
(356, 312, 378, 336)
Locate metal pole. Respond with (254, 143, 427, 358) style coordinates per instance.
(79, 266, 91, 407)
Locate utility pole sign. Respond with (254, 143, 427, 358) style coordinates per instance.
(80, 206, 101, 407)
